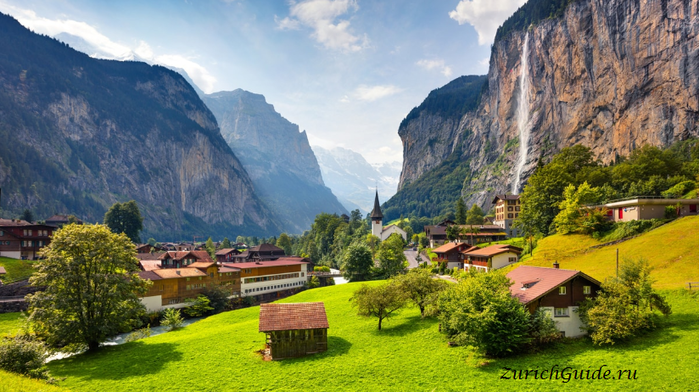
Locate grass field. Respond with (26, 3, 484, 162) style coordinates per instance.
(0, 312, 24, 336)
(0, 369, 66, 392)
(43, 282, 699, 391)
(517, 215, 699, 289)
(0, 256, 36, 283)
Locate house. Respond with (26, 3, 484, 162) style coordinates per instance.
(226, 257, 310, 301)
(424, 224, 448, 248)
(0, 219, 56, 260)
(158, 250, 213, 269)
(506, 265, 601, 337)
(215, 248, 241, 263)
(492, 195, 522, 237)
(45, 214, 83, 228)
(135, 244, 163, 254)
(456, 225, 508, 244)
(462, 244, 522, 272)
(432, 242, 476, 270)
(229, 243, 286, 263)
(596, 197, 699, 222)
(259, 302, 329, 360)
(370, 191, 407, 241)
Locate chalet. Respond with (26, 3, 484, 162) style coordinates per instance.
(506, 265, 601, 337)
(370, 191, 407, 241)
(229, 243, 286, 263)
(462, 244, 522, 272)
(226, 257, 310, 302)
(457, 225, 508, 244)
(424, 224, 448, 248)
(432, 242, 476, 270)
(594, 197, 699, 222)
(0, 219, 55, 260)
(259, 302, 329, 360)
(215, 248, 242, 263)
(158, 250, 212, 269)
(136, 244, 163, 254)
(492, 194, 522, 237)
(45, 214, 83, 228)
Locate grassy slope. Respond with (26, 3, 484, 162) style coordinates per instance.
(0, 369, 66, 392)
(0, 312, 24, 336)
(0, 256, 36, 283)
(516, 216, 699, 289)
(47, 283, 699, 391)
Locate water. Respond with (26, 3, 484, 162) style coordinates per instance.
(512, 31, 531, 194)
(329, 269, 347, 285)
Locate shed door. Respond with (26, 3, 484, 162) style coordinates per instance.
(690, 205, 697, 213)
(618, 208, 623, 219)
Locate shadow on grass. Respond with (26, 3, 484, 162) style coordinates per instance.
(369, 315, 437, 337)
(49, 341, 182, 380)
(277, 336, 352, 364)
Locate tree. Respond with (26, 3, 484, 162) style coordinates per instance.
(341, 243, 374, 282)
(455, 198, 467, 224)
(19, 209, 33, 223)
(205, 237, 216, 258)
(26, 224, 149, 352)
(445, 225, 460, 242)
(202, 285, 231, 314)
(393, 269, 446, 317)
(465, 204, 485, 225)
(147, 237, 157, 246)
(579, 258, 671, 345)
(436, 271, 531, 357)
(308, 276, 320, 289)
(552, 182, 603, 234)
(276, 233, 293, 256)
(220, 237, 232, 249)
(184, 295, 214, 317)
(161, 308, 184, 331)
(103, 200, 144, 243)
(378, 233, 407, 277)
(350, 281, 407, 330)
(235, 236, 245, 245)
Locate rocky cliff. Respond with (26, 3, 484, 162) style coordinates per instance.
(202, 90, 347, 233)
(0, 13, 280, 239)
(389, 0, 699, 219)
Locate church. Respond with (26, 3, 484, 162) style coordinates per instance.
(370, 191, 407, 242)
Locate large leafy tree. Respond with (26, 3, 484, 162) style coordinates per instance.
(377, 233, 407, 278)
(393, 268, 446, 317)
(27, 224, 149, 352)
(276, 233, 293, 256)
(341, 242, 374, 282)
(455, 198, 467, 224)
(465, 204, 485, 225)
(103, 200, 144, 243)
(350, 281, 407, 330)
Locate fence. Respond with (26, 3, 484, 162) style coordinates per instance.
(687, 282, 699, 290)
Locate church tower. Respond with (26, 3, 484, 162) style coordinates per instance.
(370, 190, 383, 239)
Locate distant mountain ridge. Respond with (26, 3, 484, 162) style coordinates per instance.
(201, 89, 347, 233)
(0, 12, 280, 239)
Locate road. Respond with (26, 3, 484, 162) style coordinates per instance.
(404, 249, 430, 269)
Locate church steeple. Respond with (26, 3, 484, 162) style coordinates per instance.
(370, 190, 383, 220)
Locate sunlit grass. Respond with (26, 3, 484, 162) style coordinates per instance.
(0, 256, 36, 283)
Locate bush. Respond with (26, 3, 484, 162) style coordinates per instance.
(161, 308, 184, 331)
(140, 311, 162, 328)
(664, 205, 678, 219)
(661, 180, 696, 198)
(0, 335, 50, 379)
(527, 308, 560, 347)
(599, 219, 664, 242)
(124, 325, 152, 343)
(183, 295, 214, 317)
(202, 286, 232, 314)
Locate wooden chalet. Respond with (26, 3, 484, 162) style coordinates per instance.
(259, 302, 329, 360)
(215, 248, 242, 263)
(462, 244, 522, 272)
(136, 244, 163, 254)
(432, 242, 476, 270)
(158, 250, 212, 269)
(506, 265, 601, 337)
(0, 219, 56, 260)
(229, 243, 286, 263)
(45, 214, 83, 228)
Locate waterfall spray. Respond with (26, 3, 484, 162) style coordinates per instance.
(512, 32, 531, 194)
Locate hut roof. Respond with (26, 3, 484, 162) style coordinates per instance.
(259, 302, 329, 332)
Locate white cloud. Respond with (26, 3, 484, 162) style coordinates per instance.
(416, 59, 453, 77)
(0, 3, 218, 93)
(277, 0, 367, 52)
(449, 0, 527, 45)
(353, 85, 402, 102)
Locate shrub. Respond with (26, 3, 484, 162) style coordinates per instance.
(527, 308, 560, 347)
(308, 276, 320, 289)
(161, 308, 184, 331)
(664, 205, 678, 219)
(0, 334, 50, 379)
(183, 295, 214, 317)
(600, 219, 664, 242)
(202, 285, 232, 314)
(124, 325, 152, 343)
(661, 180, 696, 198)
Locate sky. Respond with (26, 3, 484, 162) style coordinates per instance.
(0, 0, 526, 164)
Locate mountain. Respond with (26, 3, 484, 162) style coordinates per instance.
(201, 90, 347, 233)
(313, 146, 400, 214)
(385, 0, 699, 221)
(0, 12, 280, 240)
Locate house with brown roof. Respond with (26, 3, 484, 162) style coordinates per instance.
(462, 244, 522, 272)
(215, 248, 241, 263)
(506, 265, 601, 337)
(432, 242, 476, 270)
(0, 219, 56, 260)
(45, 214, 83, 228)
(158, 250, 213, 269)
(259, 302, 329, 360)
(229, 243, 286, 263)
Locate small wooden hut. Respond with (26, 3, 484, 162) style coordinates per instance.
(259, 302, 329, 360)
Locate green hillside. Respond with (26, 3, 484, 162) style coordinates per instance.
(41, 281, 699, 391)
(517, 215, 699, 289)
(0, 257, 35, 283)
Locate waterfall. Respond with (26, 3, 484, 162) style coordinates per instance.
(512, 31, 531, 194)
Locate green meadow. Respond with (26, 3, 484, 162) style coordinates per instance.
(0, 256, 36, 283)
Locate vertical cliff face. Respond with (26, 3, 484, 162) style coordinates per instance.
(203, 90, 347, 233)
(0, 13, 279, 239)
(392, 0, 699, 217)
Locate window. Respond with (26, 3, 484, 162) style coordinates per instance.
(508, 213, 513, 219)
(558, 286, 566, 295)
(554, 308, 569, 317)
(0, 231, 3, 236)
(186, 277, 190, 281)
(186, 285, 191, 290)
(583, 286, 591, 295)
(508, 257, 517, 263)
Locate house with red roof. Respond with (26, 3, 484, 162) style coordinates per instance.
(432, 242, 476, 269)
(0, 219, 56, 260)
(506, 265, 601, 337)
(225, 257, 310, 301)
(259, 302, 329, 360)
(462, 244, 522, 272)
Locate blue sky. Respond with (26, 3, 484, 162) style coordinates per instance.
(0, 0, 526, 164)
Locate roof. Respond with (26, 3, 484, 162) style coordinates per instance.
(0, 266, 6, 274)
(433, 242, 471, 254)
(135, 252, 165, 261)
(222, 257, 309, 269)
(424, 225, 447, 236)
(506, 266, 601, 305)
(215, 248, 239, 256)
(218, 266, 240, 273)
(599, 197, 699, 209)
(159, 251, 213, 262)
(370, 190, 383, 220)
(259, 302, 329, 332)
(138, 271, 162, 281)
(0, 219, 32, 227)
(188, 261, 216, 269)
(138, 259, 162, 271)
(249, 243, 284, 253)
(463, 244, 522, 257)
(152, 268, 207, 279)
(492, 194, 520, 204)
